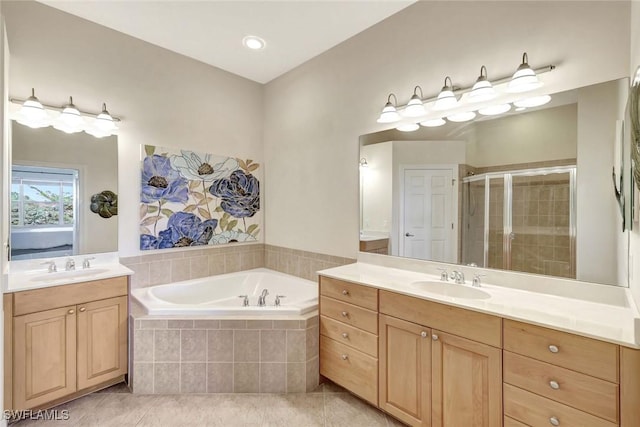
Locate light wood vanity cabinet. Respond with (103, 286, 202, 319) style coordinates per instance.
(319, 275, 640, 427)
(4, 276, 128, 410)
(379, 290, 502, 427)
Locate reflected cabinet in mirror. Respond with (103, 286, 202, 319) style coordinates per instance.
(360, 78, 633, 286)
(10, 121, 118, 260)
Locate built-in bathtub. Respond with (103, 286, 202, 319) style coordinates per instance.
(131, 268, 317, 315)
(129, 268, 320, 394)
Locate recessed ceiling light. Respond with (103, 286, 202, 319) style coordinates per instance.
(243, 35, 266, 50)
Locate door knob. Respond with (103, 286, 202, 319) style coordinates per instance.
(549, 416, 560, 426)
(432, 334, 439, 341)
(67, 309, 75, 315)
(79, 307, 86, 312)
(341, 311, 348, 317)
(341, 354, 348, 360)
(421, 331, 428, 338)
(549, 380, 560, 390)
(342, 289, 349, 295)
(548, 345, 559, 353)
(342, 332, 349, 339)
(405, 232, 415, 237)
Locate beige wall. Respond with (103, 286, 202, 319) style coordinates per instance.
(3, 1, 263, 257)
(264, 1, 630, 258)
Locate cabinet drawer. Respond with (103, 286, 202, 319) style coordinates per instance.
(503, 320, 618, 382)
(379, 290, 501, 347)
(320, 315, 378, 357)
(504, 351, 618, 423)
(320, 296, 377, 334)
(320, 335, 377, 405)
(504, 383, 617, 427)
(13, 276, 128, 316)
(504, 416, 528, 427)
(320, 276, 378, 311)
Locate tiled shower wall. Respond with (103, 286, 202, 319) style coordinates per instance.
(121, 243, 355, 287)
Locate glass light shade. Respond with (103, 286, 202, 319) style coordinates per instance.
(17, 91, 49, 128)
(403, 95, 426, 117)
(478, 104, 512, 116)
(446, 111, 476, 122)
(513, 95, 552, 108)
(53, 99, 83, 134)
(377, 102, 401, 123)
(396, 123, 419, 132)
(94, 104, 118, 132)
(508, 67, 542, 93)
(469, 79, 497, 103)
(433, 89, 457, 110)
(420, 118, 446, 127)
(515, 106, 526, 112)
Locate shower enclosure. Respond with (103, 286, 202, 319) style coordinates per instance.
(461, 166, 576, 278)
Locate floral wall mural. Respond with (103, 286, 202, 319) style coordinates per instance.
(139, 145, 260, 250)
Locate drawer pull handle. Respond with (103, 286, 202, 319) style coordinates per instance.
(432, 334, 439, 341)
(341, 311, 348, 317)
(342, 290, 349, 295)
(67, 309, 75, 315)
(548, 345, 559, 353)
(79, 307, 86, 312)
(341, 354, 348, 360)
(342, 332, 349, 339)
(421, 331, 428, 338)
(549, 416, 560, 426)
(549, 380, 560, 390)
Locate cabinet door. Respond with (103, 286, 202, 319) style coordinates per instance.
(13, 305, 77, 409)
(431, 330, 502, 427)
(379, 314, 431, 426)
(77, 296, 128, 390)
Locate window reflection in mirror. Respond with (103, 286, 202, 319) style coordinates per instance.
(10, 122, 118, 260)
(360, 78, 631, 286)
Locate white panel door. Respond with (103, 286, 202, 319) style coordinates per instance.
(402, 168, 454, 262)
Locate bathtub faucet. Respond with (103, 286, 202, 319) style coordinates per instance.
(238, 295, 249, 307)
(257, 289, 269, 307)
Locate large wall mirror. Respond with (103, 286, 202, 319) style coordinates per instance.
(360, 78, 634, 287)
(10, 122, 118, 260)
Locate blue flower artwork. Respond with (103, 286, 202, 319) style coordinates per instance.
(139, 145, 261, 251)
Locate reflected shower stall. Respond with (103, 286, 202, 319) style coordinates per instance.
(461, 166, 576, 278)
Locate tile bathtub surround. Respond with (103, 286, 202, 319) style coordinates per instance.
(131, 315, 320, 394)
(121, 243, 265, 288)
(121, 243, 354, 288)
(264, 244, 355, 282)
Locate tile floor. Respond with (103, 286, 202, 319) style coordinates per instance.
(12, 382, 407, 427)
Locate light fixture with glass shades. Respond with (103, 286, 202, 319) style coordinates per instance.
(403, 86, 427, 117)
(468, 66, 497, 103)
(507, 52, 543, 93)
(376, 93, 401, 123)
(433, 76, 458, 110)
(9, 90, 121, 138)
(373, 52, 555, 132)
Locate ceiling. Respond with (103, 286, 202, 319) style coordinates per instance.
(39, 1, 416, 84)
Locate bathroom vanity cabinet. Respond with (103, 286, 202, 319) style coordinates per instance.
(318, 274, 640, 427)
(3, 276, 128, 410)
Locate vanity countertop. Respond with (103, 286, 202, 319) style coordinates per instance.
(319, 262, 640, 348)
(6, 262, 133, 293)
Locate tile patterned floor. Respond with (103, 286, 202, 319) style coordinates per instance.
(12, 382, 407, 427)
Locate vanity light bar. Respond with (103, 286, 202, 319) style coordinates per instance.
(9, 96, 122, 122)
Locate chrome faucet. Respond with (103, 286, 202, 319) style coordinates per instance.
(82, 257, 95, 269)
(257, 289, 269, 307)
(472, 274, 486, 288)
(65, 258, 76, 271)
(450, 270, 465, 284)
(275, 295, 286, 307)
(437, 268, 449, 282)
(238, 295, 249, 307)
(41, 260, 57, 273)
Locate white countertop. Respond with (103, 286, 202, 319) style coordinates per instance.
(319, 262, 640, 348)
(6, 252, 133, 293)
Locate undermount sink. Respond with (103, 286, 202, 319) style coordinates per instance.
(410, 281, 491, 300)
(29, 268, 110, 283)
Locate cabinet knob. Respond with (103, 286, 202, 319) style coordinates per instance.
(342, 332, 349, 339)
(549, 416, 560, 426)
(432, 334, 439, 341)
(67, 309, 75, 315)
(79, 307, 86, 312)
(341, 354, 348, 360)
(342, 289, 349, 295)
(421, 331, 428, 338)
(548, 345, 559, 353)
(549, 380, 560, 390)
(341, 311, 348, 317)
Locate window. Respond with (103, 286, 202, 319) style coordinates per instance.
(11, 166, 77, 228)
